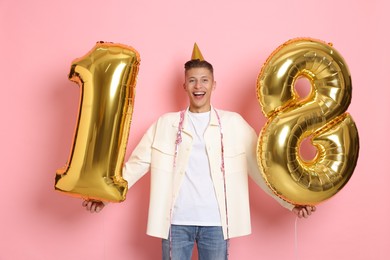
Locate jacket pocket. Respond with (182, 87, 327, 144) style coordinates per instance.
(224, 146, 247, 174)
(151, 139, 175, 172)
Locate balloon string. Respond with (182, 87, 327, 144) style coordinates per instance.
(294, 216, 298, 260)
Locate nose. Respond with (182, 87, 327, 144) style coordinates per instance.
(195, 80, 203, 88)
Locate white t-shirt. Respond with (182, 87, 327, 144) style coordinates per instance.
(171, 111, 221, 226)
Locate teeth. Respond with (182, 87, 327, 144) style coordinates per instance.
(194, 92, 205, 96)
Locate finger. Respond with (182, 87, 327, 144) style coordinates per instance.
(92, 202, 102, 213)
(92, 201, 105, 213)
(95, 204, 102, 213)
(301, 208, 308, 218)
(305, 206, 312, 215)
(298, 209, 304, 218)
(82, 200, 88, 207)
(86, 201, 94, 211)
(90, 203, 97, 213)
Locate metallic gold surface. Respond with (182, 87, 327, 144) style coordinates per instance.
(257, 38, 359, 206)
(55, 42, 140, 202)
(191, 43, 205, 61)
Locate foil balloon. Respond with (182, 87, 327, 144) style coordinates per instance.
(55, 42, 140, 202)
(257, 38, 359, 206)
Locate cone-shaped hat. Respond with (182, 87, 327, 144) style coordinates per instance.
(191, 43, 204, 61)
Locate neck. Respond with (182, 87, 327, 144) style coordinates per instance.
(189, 105, 211, 113)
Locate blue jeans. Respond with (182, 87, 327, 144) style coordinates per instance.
(162, 225, 228, 260)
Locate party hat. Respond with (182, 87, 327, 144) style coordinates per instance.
(191, 43, 204, 61)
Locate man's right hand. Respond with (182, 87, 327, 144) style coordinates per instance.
(82, 200, 106, 213)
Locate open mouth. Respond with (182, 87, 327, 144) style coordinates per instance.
(193, 91, 206, 97)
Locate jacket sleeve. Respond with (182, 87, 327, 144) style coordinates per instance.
(122, 122, 157, 188)
(242, 119, 295, 211)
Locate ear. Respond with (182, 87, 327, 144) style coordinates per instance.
(212, 81, 217, 91)
(183, 83, 187, 91)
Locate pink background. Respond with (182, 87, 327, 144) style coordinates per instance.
(1, 0, 388, 259)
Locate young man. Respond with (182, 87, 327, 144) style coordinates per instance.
(83, 43, 315, 259)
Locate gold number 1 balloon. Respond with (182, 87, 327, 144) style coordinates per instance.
(257, 38, 359, 206)
(55, 42, 140, 202)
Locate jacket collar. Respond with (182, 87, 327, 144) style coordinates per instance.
(172, 106, 220, 135)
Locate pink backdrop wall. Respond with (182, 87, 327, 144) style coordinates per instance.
(1, 0, 388, 259)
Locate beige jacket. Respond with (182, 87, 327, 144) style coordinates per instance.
(122, 108, 293, 239)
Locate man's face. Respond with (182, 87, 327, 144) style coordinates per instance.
(183, 67, 216, 113)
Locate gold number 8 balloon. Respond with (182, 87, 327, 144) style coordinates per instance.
(257, 38, 359, 206)
(55, 42, 140, 202)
